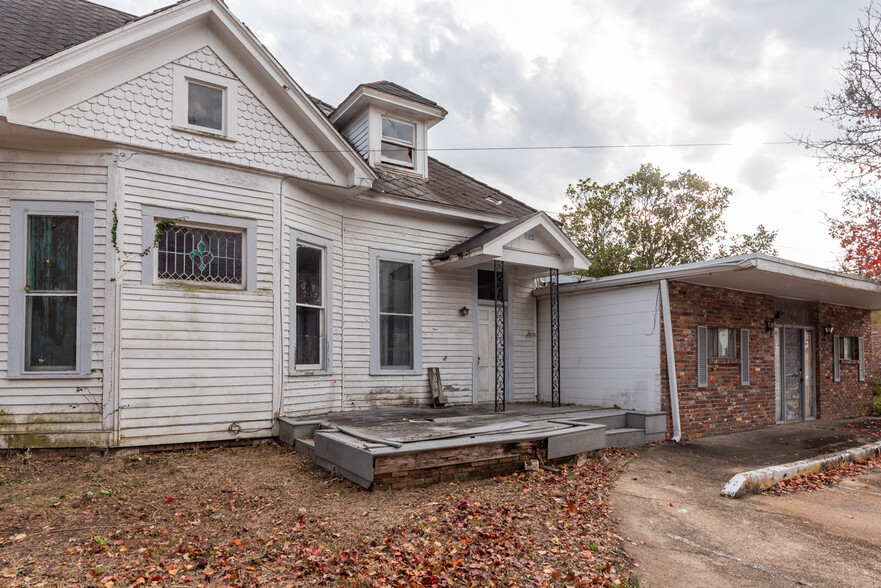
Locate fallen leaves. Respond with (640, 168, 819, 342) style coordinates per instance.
(0, 445, 635, 587)
(763, 455, 881, 495)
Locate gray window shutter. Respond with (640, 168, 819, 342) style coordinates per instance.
(740, 328, 750, 386)
(833, 335, 841, 383)
(859, 336, 866, 382)
(697, 325, 708, 388)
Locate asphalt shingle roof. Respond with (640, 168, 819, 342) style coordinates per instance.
(0, 0, 134, 76)
(373, 157, 535, 219)
(360, 80, 445, 112)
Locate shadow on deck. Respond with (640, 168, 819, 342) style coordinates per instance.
(278, 404, 666, 489)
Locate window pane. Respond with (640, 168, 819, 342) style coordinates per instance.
(841, 337, 853, 359)
(27, 216, 78, 292)
(296, 306, 322, 366)
(381, 118, 414, 144)
(188, 82, 223, 130)
(718, 328, 733, 358)
(157, 225, 243, 285)
(379, 260, 413, 314)
(707, 327, 718, 357)
(26, 295, 77, 370)
(296, 245, 322, 305)
(380, 314, 413, 369)
(477, 269, 504, 301)
(381, 142, 414, 167)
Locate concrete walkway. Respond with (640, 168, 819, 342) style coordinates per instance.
(611, 418, 881, 587)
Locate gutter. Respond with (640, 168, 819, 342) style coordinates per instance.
(659, 279, 682, 442)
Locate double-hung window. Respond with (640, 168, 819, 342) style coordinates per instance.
(291, 231, 333, 374)
(9, 201, 94, 377)
(370, 250, 422, 374)
(380, 117, 416, 169)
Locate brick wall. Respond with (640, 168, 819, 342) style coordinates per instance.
(660, 283, 777, 439)
(817, 303, 874, 419)
(659, 283, 873, 440)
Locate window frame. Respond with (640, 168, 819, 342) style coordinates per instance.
(172, 65, 238, 139)
(380, 116, 416, 169)
(369, 249, 422, 375)
(8, 200, 94, 378)
(141, 206, 257, 292)
(290, 230, 334, 376)
(706, 327, 737, 358)
(839, 335, 859, 360)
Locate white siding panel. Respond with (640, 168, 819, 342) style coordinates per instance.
(342, 112, 370, 161)
(280, 188, 501, 417)
(537, 284, 662, 411)
(0, 151, 109, 448)
(119, 290, 274, 445)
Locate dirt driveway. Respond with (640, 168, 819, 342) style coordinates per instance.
(611, 419, 881, 587)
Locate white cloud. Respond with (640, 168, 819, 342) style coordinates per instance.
(95, 0, 869, 269)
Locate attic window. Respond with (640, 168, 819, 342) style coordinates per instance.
(381, 117, 415, 168)
(172, 65, 237, 139)
(188, 82, 224, 131)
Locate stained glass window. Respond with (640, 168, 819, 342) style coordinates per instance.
(156, 224, 243, 285)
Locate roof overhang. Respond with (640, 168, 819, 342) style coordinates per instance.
(538, 254, 881, 309)
(330, 84, 447, 129)
(432, 211, 591, 277)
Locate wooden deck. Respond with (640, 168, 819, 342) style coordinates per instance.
(278, 404, 666, 489)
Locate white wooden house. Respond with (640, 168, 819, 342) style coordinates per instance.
(0, 0, 588, 449)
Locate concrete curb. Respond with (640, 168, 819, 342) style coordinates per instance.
(721, 440, 881, 498)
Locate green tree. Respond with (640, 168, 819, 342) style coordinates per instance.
(560, 163, 778, 278)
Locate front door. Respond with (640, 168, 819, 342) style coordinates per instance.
(477, 305, 495, 403)
(777, 327, 815, 422)
(782, 327, 804, 422)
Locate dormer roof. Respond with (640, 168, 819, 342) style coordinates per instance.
(330, 80, 447, 129)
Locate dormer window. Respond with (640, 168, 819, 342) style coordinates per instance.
(381, 117, 415, 168)
(187, 81, 224, 131)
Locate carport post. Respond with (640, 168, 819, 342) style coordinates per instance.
(550, 267, 561, 407)
(660, 279, 682, 442)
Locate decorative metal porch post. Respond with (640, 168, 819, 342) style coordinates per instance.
(494, 260, 506, 412)
(550, 267, 561, 407)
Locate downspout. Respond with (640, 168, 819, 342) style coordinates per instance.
(659, 279, 682, 442)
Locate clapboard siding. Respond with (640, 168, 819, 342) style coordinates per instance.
(0, 150, 109, 448)
(536, 283, 662, 411)
(342, 112, 370, 161)
(118, 290, 274, 445)
(510, 275, 537, 402)
(116, 156, 276, 446)
(280, 186, 523, 416)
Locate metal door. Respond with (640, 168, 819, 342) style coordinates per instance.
(783, 327, 804, 422)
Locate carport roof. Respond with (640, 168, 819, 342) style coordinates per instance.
(546, 254, 881, 310)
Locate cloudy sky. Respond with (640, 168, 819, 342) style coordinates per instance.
(98, 0, 867, 269)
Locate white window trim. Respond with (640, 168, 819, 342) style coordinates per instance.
(379, 115, 416, 169)
(290, 230, 334, 376)
(8, 200, 94, 378)
(369, 249, 422, 376)
(141, 206, 257, 292)
(172, 64, 238, 140)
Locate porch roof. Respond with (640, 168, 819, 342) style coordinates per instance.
(432, 211, 591, 276)
(540, 254, 881, 310)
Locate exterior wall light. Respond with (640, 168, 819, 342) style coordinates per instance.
(459, 306, 470, 316)
(824, 324, 835, 336)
